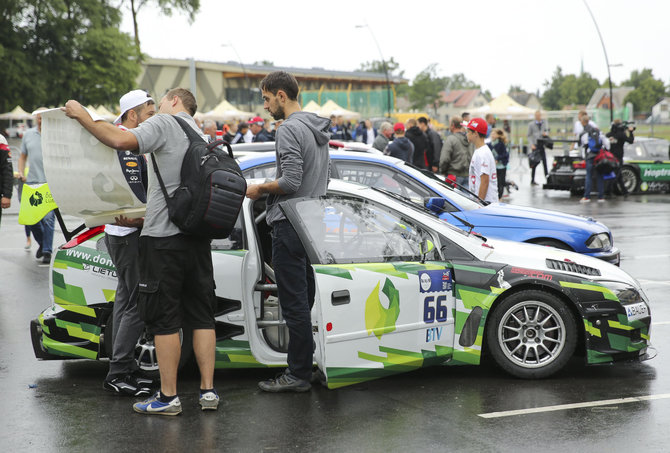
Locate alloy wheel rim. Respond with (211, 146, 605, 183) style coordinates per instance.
(497, 300, 566, 369)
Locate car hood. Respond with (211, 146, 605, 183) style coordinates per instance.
(463, 202, 607, 234)
(479, 237, 637, 287)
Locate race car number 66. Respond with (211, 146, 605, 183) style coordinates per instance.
(424, 295, 448, 323)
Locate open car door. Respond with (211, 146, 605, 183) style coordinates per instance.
(280, 194, 457, 389)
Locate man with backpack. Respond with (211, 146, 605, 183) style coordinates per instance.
(246, 71, 330, 393)
(64, 88, 219, 415)
(578, 114, 611, 203)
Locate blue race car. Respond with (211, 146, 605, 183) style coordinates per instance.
(239, 151, 620, 264)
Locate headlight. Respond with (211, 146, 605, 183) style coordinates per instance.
(586, 232, 611, 250)
(599, 281, 643, 304)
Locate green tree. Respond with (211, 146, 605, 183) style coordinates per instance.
(409, 64, 446, 110)
(622, 68, 668, 113)
(541, 66, 600, 109)
(508, 85, 525, 94)
(0, 0, 141, 111)
(358, 57, 404, 77)
(119, 0, 200, 55)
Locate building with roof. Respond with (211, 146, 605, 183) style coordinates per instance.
(586, 87, 634, 111)
(651, 97, 670, 123)
(434, 89, 489, 124)
(136, 58, 407, 118)
(509, 91, 542, 110)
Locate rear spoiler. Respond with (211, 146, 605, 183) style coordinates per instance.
(54, 208, 86, 243)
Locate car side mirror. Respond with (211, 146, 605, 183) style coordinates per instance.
(424, 197, 445, 214)
(419, 238, 435, 264)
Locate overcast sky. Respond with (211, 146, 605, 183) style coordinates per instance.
(120, 0, 670, 98)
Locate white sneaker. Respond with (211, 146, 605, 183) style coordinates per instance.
(579, 198, 591, 203)
(199, 390, 219, 411)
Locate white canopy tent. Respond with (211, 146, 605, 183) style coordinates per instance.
(199, 99, 254, 123)
(302, 100, 321, 114)
(318, 100, 360, 121)
(0, 105, 32, 120)
(473, 94, 537, 120)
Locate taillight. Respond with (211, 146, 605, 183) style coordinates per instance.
(573, 160, 586, 169)
(61, 226, 105, 249)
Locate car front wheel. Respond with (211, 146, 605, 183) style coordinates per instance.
(486, 290, 577, 378)
(620, 166, 640, 193)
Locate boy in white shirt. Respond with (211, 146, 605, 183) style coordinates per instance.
(465, 118, 498, 203)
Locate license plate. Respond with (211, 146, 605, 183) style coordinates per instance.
(625, 302, 649, 321)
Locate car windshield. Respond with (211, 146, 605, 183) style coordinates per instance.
(398, 162, 484, 211)
(289, 196, 440, 264)
(643, 141, 669, 159)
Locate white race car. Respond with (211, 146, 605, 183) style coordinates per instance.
(32, 179, 652, 387)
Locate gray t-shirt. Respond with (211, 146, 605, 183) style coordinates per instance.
(20, 127, 47, 184)
(129, 111, 206, 237)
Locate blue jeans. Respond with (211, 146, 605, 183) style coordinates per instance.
(29, 210, 55, 255)
(583, 156, 604, 200)
(271, 220, 315, 381)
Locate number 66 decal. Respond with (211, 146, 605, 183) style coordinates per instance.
(423, 295, 448, 323)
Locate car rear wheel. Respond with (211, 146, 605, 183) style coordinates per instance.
(620, 166, 639, 193)
(486, 290, 577, 378)
(104, 314, 193, 377)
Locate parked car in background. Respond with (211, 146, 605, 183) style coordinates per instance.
(238, 151, 621, 264)
(544, 137, 670, 195)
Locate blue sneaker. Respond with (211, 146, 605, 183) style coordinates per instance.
(133, 392, 182, 416)
(199, 389, 219, 411)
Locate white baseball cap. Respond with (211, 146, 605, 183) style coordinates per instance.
(114, 90, 154, 124)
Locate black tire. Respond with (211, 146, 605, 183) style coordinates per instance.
(529, 239, 572, 251)
(104, 314, 193, 377)
(620, 166, 640, 193)
(486, 290, 577, 379)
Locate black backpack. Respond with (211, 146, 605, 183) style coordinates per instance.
(150, 115, 247, 239)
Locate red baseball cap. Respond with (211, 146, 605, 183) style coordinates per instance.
(248, 116, 264, 125)
(393, 122, 405, 132)
(465, 118, 487, 135)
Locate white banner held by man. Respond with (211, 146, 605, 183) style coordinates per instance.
(40, 107, 146, 227)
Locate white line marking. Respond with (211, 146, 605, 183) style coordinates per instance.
(652, 321, 670, 326)
(478, 393, 670, 418)
(638, 279, 670, 286)
(623, 255, 670, 260)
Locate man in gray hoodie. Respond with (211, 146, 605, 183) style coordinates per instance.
(246, 71, 330, 392)
(439, 116, 473, 186)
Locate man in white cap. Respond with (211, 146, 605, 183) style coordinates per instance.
(103, 89, 156, 397)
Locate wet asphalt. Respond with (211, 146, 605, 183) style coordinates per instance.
(1, 149, 669, 452)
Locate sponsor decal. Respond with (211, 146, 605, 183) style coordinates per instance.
(642, 167, 670, 179)
(125, 161, 138, 167)
(496, 270, 511, 289)
(419, 269, 452, 293)
(510, 267, 553, 281)
(365, 278, 400, 340)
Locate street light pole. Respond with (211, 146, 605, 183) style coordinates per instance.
(222, 43, 252, 112)
(356, 22, 392, 119)
(583, 0, 614, 123)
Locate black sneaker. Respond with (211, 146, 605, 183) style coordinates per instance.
(129, 370, 155, 388)
(35, 246, 43, 259)
(258, 369, 311, 393)
(103, 375, 152, 397)
(39, 253, 51, 267)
